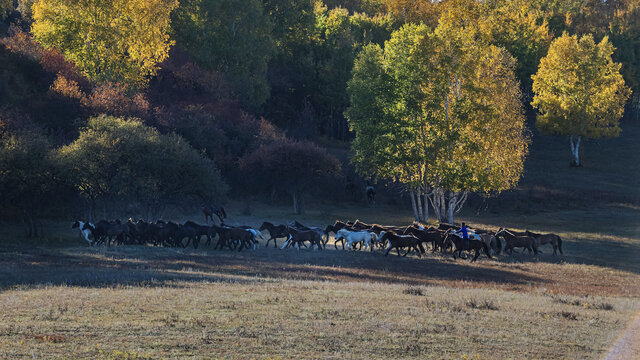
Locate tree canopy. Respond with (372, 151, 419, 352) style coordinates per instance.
(172, 0, 274, 107)
(532, 33, 631, 166)
(56, 115, 228, 219)
(31, 0, 178, 89)
(346, 23, 529, 223)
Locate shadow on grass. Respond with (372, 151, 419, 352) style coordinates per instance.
(0, 245, 546, 291)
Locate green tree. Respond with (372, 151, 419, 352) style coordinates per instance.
(57, 115, 228, 220)
(311, 4, 394, 138)
(346, 23, 529, 223)
(1, 0, 13, 20)
(0, 115, 58, 237)
(531, 33, 631, 167)
(31, 0, 178, 89)
(172, 0, 274, 107)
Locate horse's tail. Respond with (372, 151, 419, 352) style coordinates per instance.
(557, 236, 563, 254)
(495, 236, 502, 254)
(482, 241, 492, 259)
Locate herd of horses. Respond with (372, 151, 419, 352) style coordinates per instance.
(72, 216, 563, 262)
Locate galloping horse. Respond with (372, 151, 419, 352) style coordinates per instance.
(334, 229, 378, 251)
(72, 220, 93, 245)
(444, 232, 493, 262)
(281, 227, 324, 250)
(259, 222, 289, 248)
(378, 231, 425, 258)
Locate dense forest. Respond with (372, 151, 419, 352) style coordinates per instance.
(0, 0, 637, 234)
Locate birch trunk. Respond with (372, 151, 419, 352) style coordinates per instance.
(447, 192, 457, 224)
(415, 191, 424, 221)
(422, 193, 429, 223)
(569, 135, 582, 167)
(410, 191, 420, 221)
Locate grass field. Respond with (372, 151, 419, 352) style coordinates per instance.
(0, 123, 639, 359)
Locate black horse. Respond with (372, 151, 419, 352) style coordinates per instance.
(259, 221, 288, 248)
(444, 232, 493, 262)
(184, 220, 216, 248)
(202, 203, 227, 224)
(379, 231, 425, 258)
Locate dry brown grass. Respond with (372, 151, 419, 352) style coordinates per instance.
(0, 280, 637, 359)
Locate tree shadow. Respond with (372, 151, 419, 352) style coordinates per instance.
(0, 245, 547, 291)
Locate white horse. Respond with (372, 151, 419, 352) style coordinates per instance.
(72, 220, 93, 245)
(336, 229, 377, 251)
(244, 228, 264, 249)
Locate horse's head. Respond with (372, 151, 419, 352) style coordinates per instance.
(81, 222, 94, 231)
(72, 221, 81, 229)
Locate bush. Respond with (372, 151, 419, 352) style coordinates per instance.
(56, 115, 228, 219)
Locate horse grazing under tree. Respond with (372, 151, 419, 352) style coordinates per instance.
(202, 203, 227, 224)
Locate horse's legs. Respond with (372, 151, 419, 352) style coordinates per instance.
(384, 245, 392, 256)
(472, 249, 480, 262)
(414, 245, 422, 258)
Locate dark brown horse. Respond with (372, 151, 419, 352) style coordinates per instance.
(403, 226, 445, 253)
(282, 227, 324, 250)
(379, 231, 425, 258)
(444, 232, 493, 262)
(259, 221, 289, 248)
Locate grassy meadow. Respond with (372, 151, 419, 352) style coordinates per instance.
(0, 124, 639, 359)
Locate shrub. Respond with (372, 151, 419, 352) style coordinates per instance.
(56, 115, 228, 219)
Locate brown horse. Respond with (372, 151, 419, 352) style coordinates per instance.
(525, 230, 563, 255)
(259, 221, 289, 248)
(496, 228, 538, 255)
(282, 227, 324, 250)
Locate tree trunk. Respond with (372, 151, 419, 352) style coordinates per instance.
(447, 192, 457, 224)
(569, 135, 582, 167)
(415, 191, 424, 221)
(410, 191, 420, 221)
(422, 193, 429, 223)
(292, 191, 304, 214)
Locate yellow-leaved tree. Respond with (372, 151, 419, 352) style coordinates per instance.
(31, 0, 178, 89)
(531, 33, 631, 167)
(346, 23, 529, 224)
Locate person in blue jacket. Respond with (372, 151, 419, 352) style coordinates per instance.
(456, 222, 469, 251)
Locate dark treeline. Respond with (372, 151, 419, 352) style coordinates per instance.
(0, 0, 638, 234)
